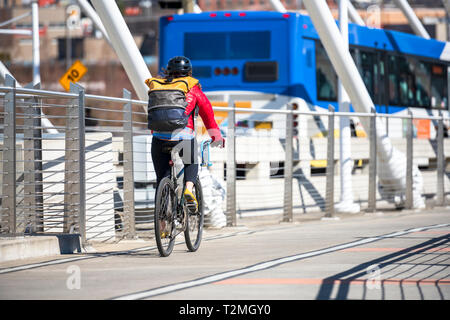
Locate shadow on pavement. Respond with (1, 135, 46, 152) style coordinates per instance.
(315, 234, 449, 300)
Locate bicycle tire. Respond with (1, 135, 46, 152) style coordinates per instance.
(154, 177, 176, 257)
(184, 177, 204, 252)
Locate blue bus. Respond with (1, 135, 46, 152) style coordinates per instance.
(157, 11, 450, 138)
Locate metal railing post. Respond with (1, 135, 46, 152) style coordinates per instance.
(405, 109, 413, 209)
(122, 89, 136, 238)
(226, 102, 236, 227)
(78, 86, 86, 245)
(283, 104, 293, 222)
(2, 74, 16, 234)
(436, 111, 445, 206)
(367, 109, 377, 212)
(65, 83, 85, 244)
(325, 105, 335, 217)
(32, 84, 44, 233)
(23, 82, 38, 233)
(64, 88, 77, 233)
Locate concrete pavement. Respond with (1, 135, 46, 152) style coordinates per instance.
(0, 208, 449, 300)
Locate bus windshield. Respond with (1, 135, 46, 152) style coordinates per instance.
(184, 31, 271, 60)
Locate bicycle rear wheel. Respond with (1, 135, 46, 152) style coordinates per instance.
(154, 177, 176, 257)
(184, 177, 204, 252)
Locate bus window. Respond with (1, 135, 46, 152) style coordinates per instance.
(229, 32, 270, 59)
(193, 66, 212, 78)
(315, 42, 337, 101)
(185, 33, 227, 60)
(431, 64, 448, 109)
(397, 56, 415, 107)
(184, 31, 270, 60)
(351, 49, 376, 102)
(388, 55, 399, 106)
(374, 52, 386, 106)
(414, 61, 431, 108)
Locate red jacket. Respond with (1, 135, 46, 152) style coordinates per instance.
(185, 84, 223, 141)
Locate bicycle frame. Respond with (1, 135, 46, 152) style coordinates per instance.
(168, 139, 212, 233)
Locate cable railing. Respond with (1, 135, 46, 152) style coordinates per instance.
(0, 74, 448, 246)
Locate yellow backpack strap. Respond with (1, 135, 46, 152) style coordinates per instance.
(184, 76, 199, 90)
(145, 76, 199, 92)
(145, 77, 157, 90)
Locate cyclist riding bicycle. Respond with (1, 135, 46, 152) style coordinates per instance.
(145, 56, 225, 212)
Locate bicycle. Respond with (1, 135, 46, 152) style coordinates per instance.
(154, 139, 213, 257)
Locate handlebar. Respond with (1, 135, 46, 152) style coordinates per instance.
(169, 139, 213, 168)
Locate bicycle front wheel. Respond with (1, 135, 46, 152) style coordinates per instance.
(184, 177, 204, 252)
(154, 177, 176, 257)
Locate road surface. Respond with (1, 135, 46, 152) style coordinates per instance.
(0, 209, 449, 300)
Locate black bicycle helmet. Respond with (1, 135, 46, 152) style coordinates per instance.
(166, 56, 192, 76)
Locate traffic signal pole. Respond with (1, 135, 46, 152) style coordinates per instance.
(31, 0, 40, 86)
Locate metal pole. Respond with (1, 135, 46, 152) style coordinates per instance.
(64, 83, 83, 235)
(123, 89, 136, 238)
(0, 61, 13, 85)
(76, 0, 111, 44)
(348, 0, 365, 26)
(436, 111, 445, 206)
(182, 0, 194, 13)
(0, 11, 31, 28)
(367, 109, 377, 212)
(65, 4, 72, 71)
(226, 103, 236, 227)
(283, 104, 293, 222)
(392, 0, 430, 39)
(0, 61, 58, 134)
(325, 105, 335, 217)
(303, 0, 425, 209)
(405, 110, 413, 209)
(269, 0, 287, 12)
(302, 0, 378, 128)
(3, 75, 16, 235)
(30, 3, 44, 232)
(31, 0, 41, 85)
(336, 0, 359, 214)
(193, 3, 202, 13)
(443, 0, 450, 41)
(91, 0, 151, 102)
(78, 86, 86, 245)
(32, 83, 44, 232)
(23, 82, 37, 233)
(271, 0, 366, 27)
(448, 66, 450, 109)
(0, 29, 32, 35)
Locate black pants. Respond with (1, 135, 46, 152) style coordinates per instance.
(151, 137, 198, 187)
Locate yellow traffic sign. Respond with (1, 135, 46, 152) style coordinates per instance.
(59, 60, 87, 91)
